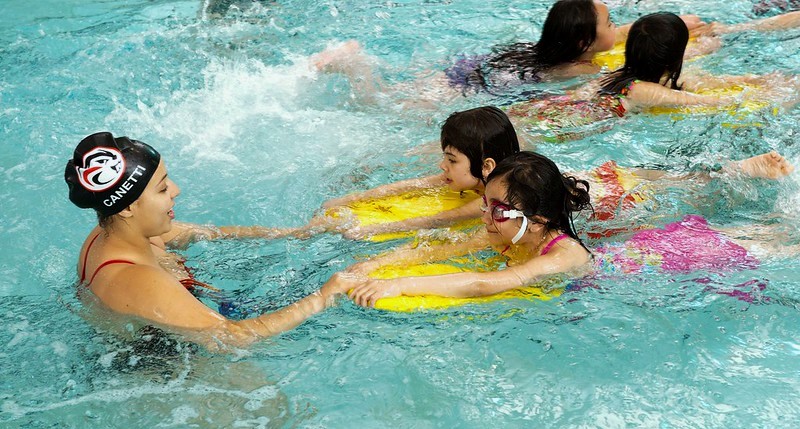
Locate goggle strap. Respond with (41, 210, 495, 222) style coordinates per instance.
(501, 209, 525, 219)
(511, 215, 528, 244)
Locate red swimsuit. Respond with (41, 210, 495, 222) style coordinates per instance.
(79, 233, 218, 291)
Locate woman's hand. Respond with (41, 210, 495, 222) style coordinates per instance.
(348, 279, 403, 308)
(321, 272, 368, 302)
(345, 260, 379, 276)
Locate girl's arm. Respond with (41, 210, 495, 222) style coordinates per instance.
(347, 229, 491, 275)
(624, 80, 738, 110)
(679, 71, 775, 92)
(342, 198, 483, 240)
(716, 10, 800, 33)
(348, 237, 591, 307)
(617, 15, 704, 40)
(322, 174, 446, 209)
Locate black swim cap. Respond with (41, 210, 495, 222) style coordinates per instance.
(65, 132, 161, 216)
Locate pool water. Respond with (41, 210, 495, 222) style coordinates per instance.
(2, 0, 800, 427)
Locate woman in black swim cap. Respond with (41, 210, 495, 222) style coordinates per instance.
(66, 132, 354, 348)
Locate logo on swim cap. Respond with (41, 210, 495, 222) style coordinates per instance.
(76, 147, 127, 192)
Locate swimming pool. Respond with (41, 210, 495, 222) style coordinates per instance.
(2, 0, 800, 426)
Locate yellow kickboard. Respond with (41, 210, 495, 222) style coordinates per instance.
(331, 187, 482, 242)
(367, 256, 562, 312)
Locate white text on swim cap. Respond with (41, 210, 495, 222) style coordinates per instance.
(103, 165, 147, 207)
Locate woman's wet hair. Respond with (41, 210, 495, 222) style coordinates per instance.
(600, 12, 688, 95)
(440, 106, 521, 181)
(478, 0, 599, 84)
(486, 151, 592, 249)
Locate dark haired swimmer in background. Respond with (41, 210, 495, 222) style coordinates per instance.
(66, 132, 355, 349)
(310, 0, 706, 105)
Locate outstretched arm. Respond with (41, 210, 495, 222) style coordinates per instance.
(342, 198, 483, 240)
(717, 10, 800, 33)
(160, 221, 291, 248)
(347, 229, 491, 275)
(617, 15, 704, 40)
(624, 80, 739, 110)
(95, 266, 353, 349)
(322, 174, 445, 209)
(348, 238, 591, 307)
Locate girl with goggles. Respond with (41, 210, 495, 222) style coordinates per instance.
(341, 151, 594, 308)
(339, 149, 795, 308)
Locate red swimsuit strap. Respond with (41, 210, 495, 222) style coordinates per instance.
(80, 233, 136, 285)
(79, 233, 103, 284)
(80, 233, 216, 291)
(179, 278, 221, 292)
(88, 260, 136, 285)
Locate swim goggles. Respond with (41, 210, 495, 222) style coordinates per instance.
(480, 195, 529, 244)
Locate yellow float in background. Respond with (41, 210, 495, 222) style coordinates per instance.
(591, 40, 629, 70)
(367, 254, 563, 312)
(592, 40, 774, 124)
(329, 187, 482, 242)
(647, 84, 772, 120)
(592, 38, 699, 70)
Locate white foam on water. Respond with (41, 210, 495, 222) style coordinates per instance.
(105, 55, 391, 176)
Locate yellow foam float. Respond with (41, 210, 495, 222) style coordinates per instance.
(367, 254, 562, 312)
(329, 187, 482, 242)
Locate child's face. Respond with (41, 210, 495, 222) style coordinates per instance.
(439, 146, 481, 192)
(481, 179, 527, 246)
(588, 1, 616, 53)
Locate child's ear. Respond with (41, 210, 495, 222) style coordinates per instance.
(482, 158, 497, 180)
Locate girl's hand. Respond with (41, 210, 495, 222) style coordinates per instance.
(679, 14, 705, 32)
(348, 279, 402, 308)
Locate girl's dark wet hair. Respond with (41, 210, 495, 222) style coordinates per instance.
(477, 0, 599, 84)
(486, 151, 592, 249)
(600, 12, 688, 95)
(440, 106, 521, 181)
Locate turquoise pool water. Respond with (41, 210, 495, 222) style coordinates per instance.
(2, 0, 800, 427)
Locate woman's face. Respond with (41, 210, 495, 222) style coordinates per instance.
(439, 146, 481, 192)
(588, 1, 616, 54)
(481, 179, 528, 246)
(129, 160, 181, 237)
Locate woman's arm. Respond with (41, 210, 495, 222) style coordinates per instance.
(160, 221, 288, 248)
(94, 265, 352, 348)
(348, 238, 591, 307)
(341, 198, 483, 240)
(322, 174, 445, 209)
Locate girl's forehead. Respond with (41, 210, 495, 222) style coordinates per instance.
(484, 179, 507, 198)
(443, 145, 465, 156)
